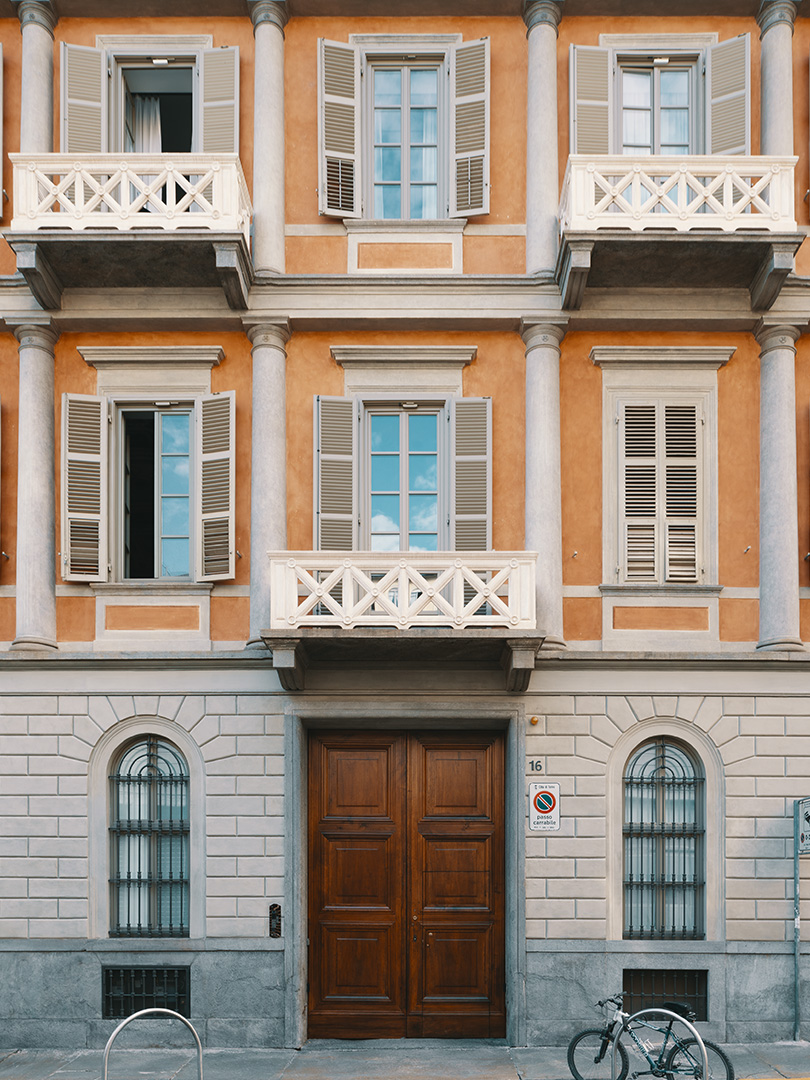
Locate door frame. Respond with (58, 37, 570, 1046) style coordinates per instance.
(282, 700, 527, 1047)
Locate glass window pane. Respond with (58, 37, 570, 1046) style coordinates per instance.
(371, 454, 400, 492)
(161, 414, 189, 453)
(161, 497, 189, 537)
(409, 533, 438, 552)
(410, 185, 437, 219)
(661, 109, 689, 149)
(409, 493, 438, 532)
(410, 147, 437, 184)
(409, 413, 437, 452)
(374, 184, 401, 219)
(371, 414, 400, 452)
(409, 454, 437, 492)
(623, 70, 651, 108)
(410, 69, 438, 107)
(623, 109, 651, 149)
(374, 69, 401, 107)
(660, 69, 689, 108)
(374, 146, 402, 183)
(161, 537, 189, 577)
(375, 109, 401, 144)
(370, 494, 400, 533)
(371, 534, 400, 552)
(410, 108, 437, 145)
(161, 455, 189, 495)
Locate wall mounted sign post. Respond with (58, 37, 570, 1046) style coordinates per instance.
(529, 782, 560, 832)
(793, 798, 810, 1041)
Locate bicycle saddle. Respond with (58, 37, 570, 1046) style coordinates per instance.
(662, 1001, 697, 1021)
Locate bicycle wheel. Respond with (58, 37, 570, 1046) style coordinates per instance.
(665, 1038, 735, 1080)
(568, 1028, 630, 1080)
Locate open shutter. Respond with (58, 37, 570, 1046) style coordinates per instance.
(61, 43, 106, 153)
(619, 402, 658, 582)
(706, 35, 750, 155)
(199, 46, 240, 153)
(61, 394, 107, 582)
(197, 391, 235, 581)
(315, 396, 356, 550)
(449, 38, 490, 218)
(570, 45, 611, 155)
(451, 397, 491, 551)
(664, 403, 700, 582)
(318, 39, 361, 218)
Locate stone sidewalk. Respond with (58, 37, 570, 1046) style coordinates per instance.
(0, 1041, 808, 1080)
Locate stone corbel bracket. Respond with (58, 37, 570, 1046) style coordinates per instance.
(270, 637, 307, 691)
(750, 241, 797, 311)
(501, 638, 544, 693)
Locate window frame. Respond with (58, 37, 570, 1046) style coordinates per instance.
(615, 52, 702, 155)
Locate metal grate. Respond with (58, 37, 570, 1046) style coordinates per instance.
(103, 967, 191, 1019)
(109, 735, 190, 937)
(623, 738, 704, 939)
(269, 903, 282, 938)
(623, 968, 708, 1022)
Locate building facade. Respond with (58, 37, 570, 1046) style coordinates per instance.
(0, 0, 810, 1050)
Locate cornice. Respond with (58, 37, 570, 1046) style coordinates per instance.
(757, 0, 799, 36)
(331, 345, 477, 367)
(523, 0, 563, 35)
(248, 0, 289, 35)
(16, 1, 58, 37)
(590, 346, 735, 369)
(77, 345, 224, 368)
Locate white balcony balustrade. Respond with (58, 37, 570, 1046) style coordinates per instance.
(268, 552, 537, 630)
(10, 153, 252, 241)
(559, 155, 797, 234)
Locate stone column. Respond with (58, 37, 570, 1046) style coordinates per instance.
(757, 0, 798, 156)
(523, 321, 567, 648)
(756, 323, 804, 650)
(246, 321, 290, 645)
(524, 1, 563, 276)
(249, 2, 288, 274)
(13, 324, 59, 650)
(17, 1, 58, 154)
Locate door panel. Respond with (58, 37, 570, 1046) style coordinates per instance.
(308, 730, 504, 1039)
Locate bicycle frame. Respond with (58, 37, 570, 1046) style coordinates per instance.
(610, 1008, 709, 1080)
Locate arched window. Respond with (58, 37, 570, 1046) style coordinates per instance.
(110, 736, 190, 937)
(623, 738, 704, 940)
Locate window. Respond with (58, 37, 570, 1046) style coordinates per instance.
(315, 395, 490, 551)
(61, 36, 238, 154)
(594, 348, 729, 589)
(623, 738, 705, 940)
(318, 36, 490, 220)
(570, 34, 750, 156)
(623, 969, 708, 1021)
(103, 967, 191, 1018)
(61, 389, 235, 583)
(110, 736, 190, 937)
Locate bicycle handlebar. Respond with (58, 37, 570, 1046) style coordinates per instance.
(596, 992, 627, 1007)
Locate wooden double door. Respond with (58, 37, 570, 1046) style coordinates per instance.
(307, 730, 505, 1039)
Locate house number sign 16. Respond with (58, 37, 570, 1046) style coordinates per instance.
(527, 759, 543, 772)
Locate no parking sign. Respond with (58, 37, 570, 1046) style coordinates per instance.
(529, 782, 560, 832)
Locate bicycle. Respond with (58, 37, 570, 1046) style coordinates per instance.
(567, 992, 735, 1080)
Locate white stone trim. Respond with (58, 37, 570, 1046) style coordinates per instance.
(345, 220, 465, 275)
(602, 592, 720, 652)
(95, 34, 214, 51)
(605, 713, 725, 942)
(334, 345, 475, 395)
(78, 346, 223, 397)
(592, 346, 735, 370)
(599, 33, 718, 50)
(349, 33, 461, 50)
(87, 712, 207, 940)
(94, 590, 212, 652)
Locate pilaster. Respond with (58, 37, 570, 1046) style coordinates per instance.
(757, 0, 798, 156)
(249, 1, 288, 275)
(17, 0, 57, 154)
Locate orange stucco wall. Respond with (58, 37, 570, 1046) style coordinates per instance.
(285, 330, 525, 551)
(613, 606, 709, 632)
(720, 598, 759, 642)
(105, 605, 200, 631)
(0, 21, 22, 275)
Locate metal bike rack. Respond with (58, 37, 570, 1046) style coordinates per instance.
(610, 1007, 709, 1080)
(102, 1007, 204, 1080)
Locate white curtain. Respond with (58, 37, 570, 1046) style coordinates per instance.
(133, 96, 162, 211)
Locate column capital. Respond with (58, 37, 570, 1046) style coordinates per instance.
(245, 319, 291, 350)
(16, 0, 58, 37)
(755, 321, 800, 353)
(521, 319, 567, 352)
(757, 0, 799, 37)
(248, 0, 288, 35)
(13, 323, 59, 351)
(523, 0, 564, 35)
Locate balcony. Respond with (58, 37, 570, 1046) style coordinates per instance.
(262, 551, 543, 693)
(7, 153, 254, 310)
(557, 154, 801, 311)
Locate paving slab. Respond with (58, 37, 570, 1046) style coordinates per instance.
(510, 1046, 570, 1080)
(283, 1041, 519, 1080)
(174, 1049, 297, 1080)
(725, 1042, 810, 1080)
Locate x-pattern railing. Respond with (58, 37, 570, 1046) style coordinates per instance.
(560, 154, 797, 234)
(10, 153, 252, 239)
(269, 552, 537, 629)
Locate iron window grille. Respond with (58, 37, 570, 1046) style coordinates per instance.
(110, 735, 190, 937)
(623, 738, 704, 940)
(623, 968, 708, 1022)
(103, 967, 191, 1019)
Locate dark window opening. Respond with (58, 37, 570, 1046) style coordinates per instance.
(623, 968, 708, 1022)
(157, 94, 193, 153)
(123, 411, 155, 579)
(103, 967, 191, 1019)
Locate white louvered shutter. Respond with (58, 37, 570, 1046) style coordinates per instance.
(316, 396, 356, 550)
(449, 38, 490, 218)
(570, 45, 611, 155)
(451, 398, 491, 551)
(664, 403, 700, 582)
(199, 47, 240, 154)
(706, 35, 750, 155)
(61, 43, 106, 153)
(317, 40, 361, 218)
(196, 392, 235, 581)
(619, 402, 658, 582)
(61, 394, 107, 582)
